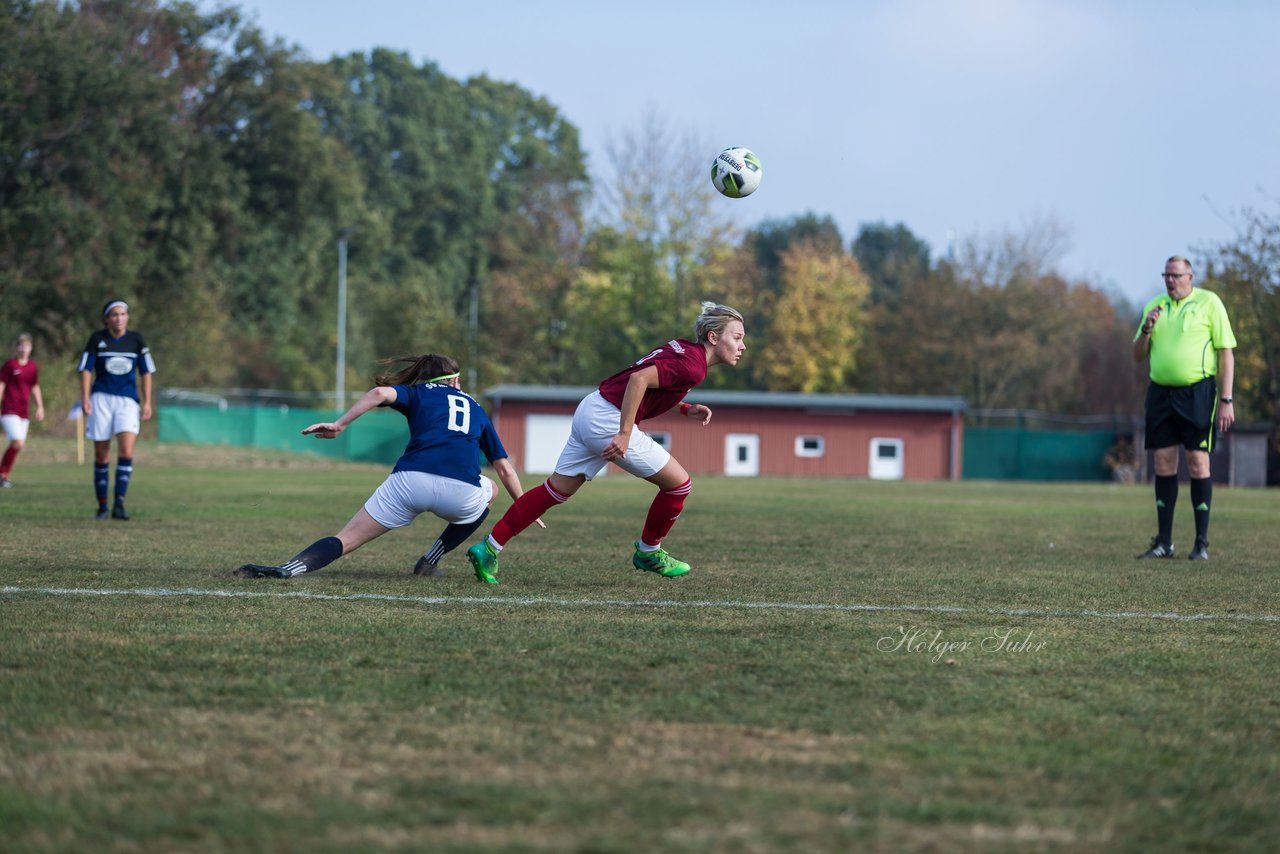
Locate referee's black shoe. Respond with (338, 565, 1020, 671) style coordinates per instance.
(1188, 538, 1210, 561)
(1136, 537, 1175, 559)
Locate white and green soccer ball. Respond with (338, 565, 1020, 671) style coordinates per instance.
(710, 146, 763, 198)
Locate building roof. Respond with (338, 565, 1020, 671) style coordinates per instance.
(483, 385, 967, 415)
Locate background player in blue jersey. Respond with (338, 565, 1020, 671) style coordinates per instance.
(78, 299, 156, 520)
(237, 353, 540, 579)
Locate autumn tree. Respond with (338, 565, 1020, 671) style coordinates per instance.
(760, 241, 869, 392)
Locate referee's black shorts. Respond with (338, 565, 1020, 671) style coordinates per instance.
(1144, 376, 1219, 452)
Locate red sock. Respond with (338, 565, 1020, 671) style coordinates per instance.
(492, 482, 567, 546)
(641, 479, 691, 547)
(0, 446, 17, 479)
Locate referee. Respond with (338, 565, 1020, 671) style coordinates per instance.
(1132, 255, 1236, 561)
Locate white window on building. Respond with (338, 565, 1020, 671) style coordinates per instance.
(795, 435, 825, 458)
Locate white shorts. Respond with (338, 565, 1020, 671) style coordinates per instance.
(1, 414, 29, 442)
(363, 470, 496, 529)
(555, 390, 671, 481)
(85, 393, 141, 441)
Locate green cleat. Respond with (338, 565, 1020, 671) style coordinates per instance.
(467, 541, 500, 584)
(632, 541, 690, 577)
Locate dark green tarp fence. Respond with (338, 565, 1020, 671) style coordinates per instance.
(962, 427, 1115, 481)
(159, 404, 405, 465)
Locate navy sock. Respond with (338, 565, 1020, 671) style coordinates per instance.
(279, 536, 345, 576)
(94, 462, 110, 506)
(1190, 477, 1212, 542)
(1155, 475, 1178, 545)
(114, 457, 133, 502)
(421, 508, 490, 567)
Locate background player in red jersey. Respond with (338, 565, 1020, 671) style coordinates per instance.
(0, 333, 45, 488)
(466, 301, 747, 584)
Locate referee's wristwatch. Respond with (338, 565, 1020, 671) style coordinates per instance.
(1220, 397, 1233, 404)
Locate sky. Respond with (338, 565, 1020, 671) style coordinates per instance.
(224, 0, 1280, 306)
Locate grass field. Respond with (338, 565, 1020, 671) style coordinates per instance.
(2, 439, 1278, 852)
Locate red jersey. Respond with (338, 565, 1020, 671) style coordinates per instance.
(597, 339, 708, 424)
(1, 358, 39, 419)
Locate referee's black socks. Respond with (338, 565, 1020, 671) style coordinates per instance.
(1155, 474, 1178, 545)
(1190, 477, 1212, 543)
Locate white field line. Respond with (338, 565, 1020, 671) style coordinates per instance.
(2, 585, 1278, 624)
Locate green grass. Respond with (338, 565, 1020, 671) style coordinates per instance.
(2, 440, 1278, 852)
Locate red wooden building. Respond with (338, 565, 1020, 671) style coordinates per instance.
(483, 385, 966, 480)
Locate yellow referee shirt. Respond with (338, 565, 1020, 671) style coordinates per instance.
(1134, 288, 1236, 387)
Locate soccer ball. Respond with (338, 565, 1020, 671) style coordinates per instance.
(710, 147, 763, 198)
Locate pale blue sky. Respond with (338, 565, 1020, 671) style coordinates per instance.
(226, 0, 1279, 305)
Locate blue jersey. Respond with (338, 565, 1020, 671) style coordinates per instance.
(78, 330, 156, 402)
(387, 383, 507, 485)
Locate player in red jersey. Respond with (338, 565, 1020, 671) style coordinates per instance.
(0, 333, 45, 488)
(466, 302, 747, 583)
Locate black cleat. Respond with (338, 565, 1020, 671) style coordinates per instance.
(1136, 537, 1175, 559)
(412, 556, 445, 576)
(236, 563, 288, 579)
(111, 503, 130, 520)
(1188, 538, 1209, 561)
(95, 506, 110, 520)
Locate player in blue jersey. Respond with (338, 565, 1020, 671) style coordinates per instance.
(78, 299, 156, 520)
(236, 353, 540, 579)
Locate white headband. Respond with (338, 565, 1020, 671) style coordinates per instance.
(103, 300, 128, 317)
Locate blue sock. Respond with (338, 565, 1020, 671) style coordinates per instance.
(421, 508, 490, 567)
(114, 457, 133, 503)
(94, 462, 110, 506)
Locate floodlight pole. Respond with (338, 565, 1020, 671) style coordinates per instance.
(336, 228, 353, 410)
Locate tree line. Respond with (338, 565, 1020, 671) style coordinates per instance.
(3, 0, 1275, 432)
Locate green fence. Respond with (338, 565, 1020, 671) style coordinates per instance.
(161, 404, 1120, 482)
(159, 403, 407, 465)
(962, 427, 1116, 481)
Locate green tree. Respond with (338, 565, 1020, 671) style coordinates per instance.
(853, 221, 932, 391)
(0, 0, 235, 357)
(852, 221, 931, 307)
(308, 52, 590, 389)
(1201, 202, 1280, 429)
(464, 74, 588, 386)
